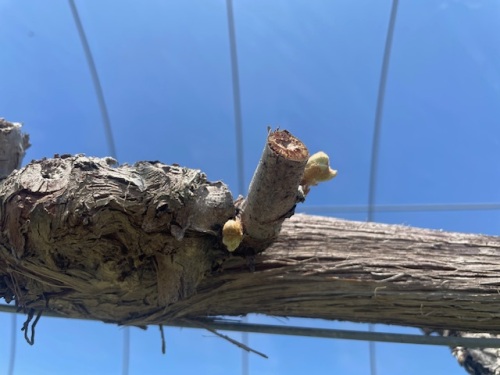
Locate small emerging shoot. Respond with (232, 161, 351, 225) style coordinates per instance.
(301, 151, 337, 194)
(222, 218, 244, 252)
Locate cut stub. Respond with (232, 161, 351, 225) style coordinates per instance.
(238, 129, 309, 254)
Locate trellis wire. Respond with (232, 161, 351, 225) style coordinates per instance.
(8, 314, 16, 375)
(2, 305, 500, 350)
(225, 0, 249, 373)
(298, 202, 500, 214)
(367, 1, 400, 374)
(68, 0, 117, 161)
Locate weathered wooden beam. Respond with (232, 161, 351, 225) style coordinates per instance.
(159, 214, 500, 334)
(1, 127, 499, 332)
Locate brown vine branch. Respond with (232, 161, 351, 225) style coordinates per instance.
(236, 129, 309, 254)
(159, 214, 500, 335)
(1, 119, 499, 373)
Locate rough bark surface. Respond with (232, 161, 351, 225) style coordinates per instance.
(3, 140, 500, 375)
(3, 119, 499, 374)
(2, 154, 500, 335)
(0, 155, 234, 323)
(167, 215, 500, 333)
(239, 129, 309, 253)
(0, 118, 30, 179)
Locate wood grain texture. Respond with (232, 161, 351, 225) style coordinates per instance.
(239, 129, 309, 254)
(0, 155, 234, 323)
(167, 214, 500, 333)
(2, 121, 496, 373)
(2, 156, 500, 336)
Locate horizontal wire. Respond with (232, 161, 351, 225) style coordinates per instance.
(189, 318, 500, 349)
(297, 202, 500, 214)
(1, 305, 499, 349)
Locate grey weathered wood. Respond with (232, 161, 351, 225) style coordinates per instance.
(1, 120, 499, 373)
(0, 118, 30, 179)
(0, 155, 235, 322)
(238, 129, 309, 253)
(4, 153, 500, 336)
(161, 214, 500, 334)
(2, 157, 500, 331)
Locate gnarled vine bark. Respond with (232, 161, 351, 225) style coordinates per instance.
(0, 120, 499, 374)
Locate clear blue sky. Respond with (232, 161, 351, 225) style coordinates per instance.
(1, 1, 500, 374)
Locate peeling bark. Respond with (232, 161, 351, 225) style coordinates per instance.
(0, 155, 234, 323)
(3, 161, 500, 334)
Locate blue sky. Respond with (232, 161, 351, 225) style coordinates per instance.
(1, 0, 500, 374)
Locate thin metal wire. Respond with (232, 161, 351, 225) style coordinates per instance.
(2, 305, 500, 349)
(367, 0, 399, 223)
(367, 1, 400, 375)
(122, 327, 130, 375)
(226, 0, 245, 197)
(8, 313, 16, 375)
(368, 324, 377, 375)
(226, 1, 248, 373)
(186, 318, 500, 349)
(226, 0, 249, 375)
(297, 202, 500, 214)
(68, 0, 118, 160)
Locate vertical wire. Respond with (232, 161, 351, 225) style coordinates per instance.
(226, 0, 246, 196)
(226, 1, 247, 374)
(367, 1, 400, 375)
(122, 327, 130, 375)
(368, 0, 399, 221)
(8, 313, 16, 375)
(68, 1, 125, 373)
(68, 0, 118, 160)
